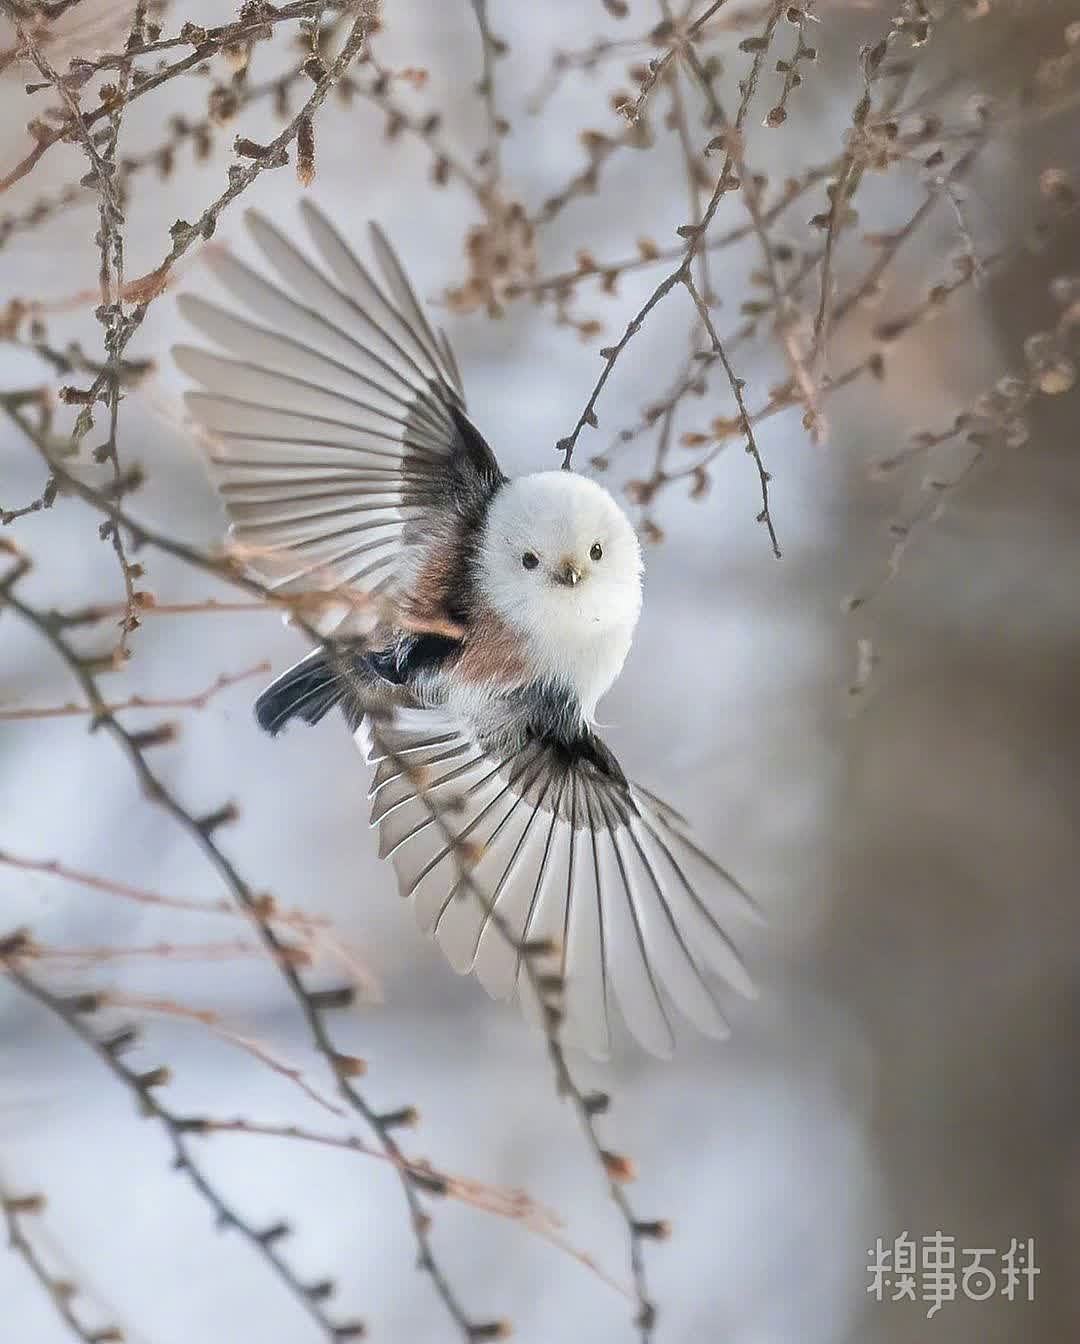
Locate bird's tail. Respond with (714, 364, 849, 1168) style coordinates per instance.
(255, 649, 365, 735)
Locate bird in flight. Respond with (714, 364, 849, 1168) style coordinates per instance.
(175, 202, 759, 1057)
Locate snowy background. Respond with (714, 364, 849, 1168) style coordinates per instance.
(2, 2, 1078, 1342)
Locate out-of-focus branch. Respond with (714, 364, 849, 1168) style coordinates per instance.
(682, 269, 779, 552)
(506, 159, 832, 298)
(0, 660, 268, 719)
(0, 487, 502, 1344)
(1, 434, 661, 1335)
(0, 2, 350, 193)
(6, 3, 143, 653)
(0, 941, 366, 1342)
(185, 1118, 634, 1300)
(469, 0, 505, 191)
(809, 5, 931, 362)
(556, 2, 787, 557)
(1, 1173, 131, 1344)
(850, 264, 1079, 615)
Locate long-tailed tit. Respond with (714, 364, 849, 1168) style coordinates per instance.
(175, 202, 759, 1057)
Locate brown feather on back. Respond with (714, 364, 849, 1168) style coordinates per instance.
(401, 530, 527, 688)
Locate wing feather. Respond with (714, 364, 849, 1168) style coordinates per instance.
(358, 714, 756, 1058)
(592, 788, 675, 1059)
(176, 204, 502, 606)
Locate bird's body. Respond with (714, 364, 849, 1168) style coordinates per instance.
(176, 202, 758, 1058)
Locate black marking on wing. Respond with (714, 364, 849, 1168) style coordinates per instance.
(255, 644, 389, 735)
(366, 633, 463, 686)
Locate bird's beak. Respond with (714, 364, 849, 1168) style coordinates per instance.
(554, 560, 582, 587)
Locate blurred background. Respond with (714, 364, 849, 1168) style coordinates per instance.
(1, 1, 1078, 1341)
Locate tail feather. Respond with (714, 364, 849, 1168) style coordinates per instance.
(255, 651, 360, 735)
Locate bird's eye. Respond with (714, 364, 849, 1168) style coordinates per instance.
(590, 542, 603, 562)
(521, 551, 539, 570)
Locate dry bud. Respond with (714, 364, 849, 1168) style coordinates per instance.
(258, 1220, 292, 1245)
(297, 116, 316, 188)
(333, 1323, 367, 1341)
(600, 1150, 637, 1182)
(308, 985, 356, 1011)
(197, 801, 239, 833)
(333, 1053, 367, 1078)
(135, 1066, 172, 1091)
(0, 929, 34, 960)
(2, 1192, 46, 1215)
(583, 1090, 610, 1115)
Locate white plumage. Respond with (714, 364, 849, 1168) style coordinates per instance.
(477, 471, 642, 720)
(176, 202, 760, 1058)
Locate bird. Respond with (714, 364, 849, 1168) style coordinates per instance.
(174, 201, 760, 1058)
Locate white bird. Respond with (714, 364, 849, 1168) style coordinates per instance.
(175, 202, 759, 1058)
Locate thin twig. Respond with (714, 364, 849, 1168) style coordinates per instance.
(0, 501, 498, 1344)
(0, 661, 269, 720)
(1, 1172, 133, 1344)
(682, 270, 779, 554)
(0, 947, 365, 1342)
(469, 0, 503, 190)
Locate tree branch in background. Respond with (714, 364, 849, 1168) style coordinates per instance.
(0, 555, 500, 1341)
(1, 425, 667, 1343)
(1, 1172, 133, 1344)
(0, 942, 367, 1343)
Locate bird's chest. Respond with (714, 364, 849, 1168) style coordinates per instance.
(526, 622, 631, 721)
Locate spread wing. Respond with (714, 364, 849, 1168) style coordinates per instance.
(360, 712, 759, 1059)
(174, 202, 503, 606)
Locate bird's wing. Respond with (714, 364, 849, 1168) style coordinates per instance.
(174, 202, 504, 608)
(358, 710, 759, 1058)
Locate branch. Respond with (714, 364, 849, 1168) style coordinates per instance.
(469, 0, 505, 190)
(0, 3, 349, 193)
(7, 3, 143, 653)
(187, 1118, 634, 1300)
(0, 943, 365, 1342)
(1, 1173, 130, 1344)
(682, 271, 780, 554)
(555, 1, 788, 560)
(0, 545, 497, 1342)
(0, 661, 269, 720)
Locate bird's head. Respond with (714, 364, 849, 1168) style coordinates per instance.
(478, 470, 643, 654)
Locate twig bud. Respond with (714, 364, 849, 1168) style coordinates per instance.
(196, 802, 239, 834)
(135, 1066, 171, 1092)
(103, 1026, 138, 1055)
(333, 1324, 367, 1341)
(377, 1106, 419, 1130)
(2, 1192, 45, 1215)
(407, 1168, 448, 1197)
(468, 1322, 512, 1341)
(0, 928, 33, 959)
(129, 724, 178, 750)
(308, 985, 355, 1011)
(297, 115, 316, 187)
(332, 1052, 367, 1078)
(582, 1090, 610, 1116)
(600, 1150, 636, 1182)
